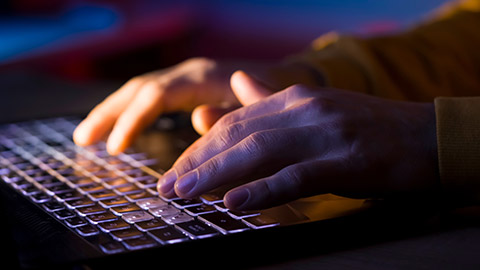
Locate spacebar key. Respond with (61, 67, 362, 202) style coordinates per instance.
(198, 212, 249, 234)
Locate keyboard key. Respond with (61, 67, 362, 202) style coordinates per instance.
(125, 191, 154, 202)
(65, 217, 88, 228)
(110, 204, 142, 215)
(200, 193, 224, 205)
(136, 197, 166, 210)
(175, 220, 219, 239)
(148, 227, 189, 244)
(99, 241, 124, 254)
(171, 198, 203, 209)
(227, 210, 260, 219)
(76, 224, 99, 236)
(104, 177, 130, 188)
(87, 212, 118, 224)
(115, 184, 142, 195)
(110, 227, 143, 241)
(149, 204, 180, 217)
(135, 176, 158, 189)
(42, 201, 65, 212)
(76, 204, 106, 216)
(98, 219, 130, 232)
(135, 219, 168, 232)
(123, 235, 157, 250)
(162, 212, 194, 225)
(122, 211, 154, 224)
(199, 212, 249, 234)
(30, 192, 51, 203)
(65, 197, 95, 208)
(55, 190, 83, 202)
(184, 204, 217, 216)
(88, 190, 118, 201)
(99, 196, 130, 208)
(243, 214, 280, 229)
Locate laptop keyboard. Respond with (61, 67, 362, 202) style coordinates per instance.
(0, 117, 279, 254)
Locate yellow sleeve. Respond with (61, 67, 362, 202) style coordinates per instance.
(286, 0, 480, 102)
(283, 0, 480, 205)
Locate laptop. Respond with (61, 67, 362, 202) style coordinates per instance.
(0, 72, 394, 269)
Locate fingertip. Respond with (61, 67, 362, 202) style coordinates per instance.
(73, 121, 93, 146)
(191, 105, 213, 135)
(191, 104, 236, 135)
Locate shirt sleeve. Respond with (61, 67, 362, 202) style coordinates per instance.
(283, 0, 480, 205)
(285, 0, 480, 102)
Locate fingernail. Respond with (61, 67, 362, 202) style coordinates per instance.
(158, 170, 177, 195)
(225, 188, 250, 210)
(175, 170, 198, 196)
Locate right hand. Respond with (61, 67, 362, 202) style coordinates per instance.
(73, 57, 272, 155)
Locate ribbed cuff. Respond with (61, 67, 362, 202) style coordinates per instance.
(435, 97, 480, 205)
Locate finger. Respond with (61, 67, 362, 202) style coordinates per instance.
(176, 84, 291, 160)
(73, 78, 143, 146)
(106, 81, 165, 155)
(230, 70, 274, 106)
(169, 126, 322, 198)
(191, 104, 238, 136)
(224, 159, 345, 211)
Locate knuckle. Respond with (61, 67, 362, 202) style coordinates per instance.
(176, 155, 198, 175)
(286, 84, 310, 96)
(242, 131, 269, 156)
(217, 122, 243, 148)
(280, 165, 306, 192)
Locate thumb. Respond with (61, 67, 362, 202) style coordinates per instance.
(230, 70, 274, 106)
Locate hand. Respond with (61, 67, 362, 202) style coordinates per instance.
(158, 71, 439, 211)
(73, 57, 275, 155)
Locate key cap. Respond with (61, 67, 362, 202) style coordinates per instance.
(110, 204, 142, 215)
(199, 212, 249, 234)
(98, 219, 130, 233)
(122, 211, 154, 224)
(30, 192, 51, 203)
(65, 197, 95, 208)
(171, 198, 203, 209)
(162, 212, 194, 225)
(184, 204, 217, 216)
(136, 197, 166, 210)
(42, 201, 65, 212)
(53, 209, 76, 219)
(104, 177, 130, 188)
(88, 190, 117, 201)
(135, 219, 168, 232)
(55, 190, 83, 202)
(110, 227, 143, 241)
(175, 220, 219, 239)
(123, 235, 157, 250)
(135, 176, 158, 189)
(65, 217, 88, 228)
(76, 204, 106, 216)
(99, 241, 124, 254)
(148, 227, 189, 244)
(99, 196, 130, 208)
(200, 192, 224, 205)
(125, 191, 154, 202)
(227, 210, 260, 219)
(87, 212, 118, 224)
(243, 214, 280, 229)
(115, 184, 142, 195)
(76, 224, 99, 236)
(148, 205, 180, 217)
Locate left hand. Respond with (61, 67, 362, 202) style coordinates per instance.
(158, 71, 439, 211)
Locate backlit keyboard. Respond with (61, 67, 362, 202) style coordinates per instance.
(0, 117, 279, 254)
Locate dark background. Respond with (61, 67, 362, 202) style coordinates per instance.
(0, 0, 448, 121)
